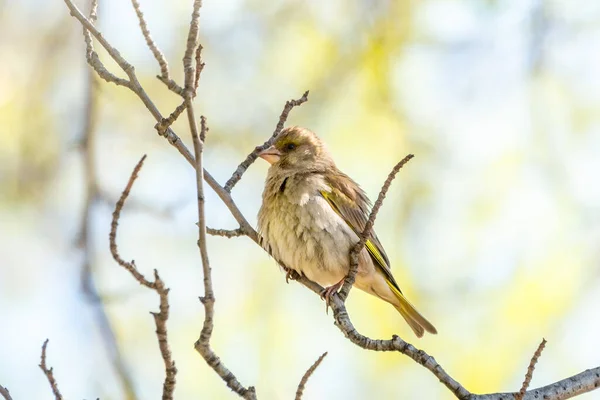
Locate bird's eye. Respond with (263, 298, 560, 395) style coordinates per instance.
(286, 143, 296, 150)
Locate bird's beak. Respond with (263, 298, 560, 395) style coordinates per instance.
(258, 146, 282, 165)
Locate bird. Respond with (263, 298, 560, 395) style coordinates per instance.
(256, 126, 437, 337)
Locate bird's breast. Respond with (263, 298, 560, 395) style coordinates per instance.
(258, 186, 359, 286)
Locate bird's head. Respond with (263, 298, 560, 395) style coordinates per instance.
(258, 126, 334, 172)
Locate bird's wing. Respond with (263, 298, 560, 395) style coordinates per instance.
(319, 172, 402, 293)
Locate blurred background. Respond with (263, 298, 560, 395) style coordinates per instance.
(1, 0, 600, 399)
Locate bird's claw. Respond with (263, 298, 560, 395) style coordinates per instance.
(320, 280, 344, 314)
(283, 267, 300, 283)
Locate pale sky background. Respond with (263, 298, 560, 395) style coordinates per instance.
(1, 0, 600, 399)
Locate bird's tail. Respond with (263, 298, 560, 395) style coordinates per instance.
(387, 280, 437, 338)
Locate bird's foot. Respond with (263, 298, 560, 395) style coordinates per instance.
(283, 267, 300, 283)
(320, 279, 344, 314)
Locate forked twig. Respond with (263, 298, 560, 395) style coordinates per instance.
(110, 155, 177, 400)
(155, 101, 187, 136)
(183, 0, 203, 91)
(295, 352, 328, 400)
(81, 0, 130, 87)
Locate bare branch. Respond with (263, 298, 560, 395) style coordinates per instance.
(338, 154, 414, 301)
(65, 0, 193, 163)
(194, 44, 205, 94)
(87, 52, 132, 87)
(516, 339, 547, 400)
(207, 227, 244, 238)
(151, 269, 177, 400)
(39, 340, 63, 400)
(224, 90, 310, 192)
(110, 155, 177, 400)
(473, 366, 600, 400)
(64, 0, 256, 237)
(130, 0, 184, 96)
(64, 0, 135, 79)
(109, 155, 154, 287)
(295, 352, 328, 400)
(0, 385, 13, 400)
(81, 0, 131, 87)
(82, 0, 97, 58)
(155, 101, 187, 136)
(183, 0, 203, 91)
(190, 113, 256, 399)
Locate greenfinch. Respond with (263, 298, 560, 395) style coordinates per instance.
(257, 126, 436, 337)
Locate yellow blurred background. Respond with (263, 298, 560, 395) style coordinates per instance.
(1, 0, 600, 399)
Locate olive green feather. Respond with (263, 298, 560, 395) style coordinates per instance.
(320, 173, 437, 336)
(319, 172, 400, 292)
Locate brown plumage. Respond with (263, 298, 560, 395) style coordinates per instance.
(257, 126, 436, 337)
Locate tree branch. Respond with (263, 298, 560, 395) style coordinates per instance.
(180, 6, 255, 396)
(516, 338, 547, 400)
(338, 153, 414, 301)
(472, 366, 600, 400)
(223, 90, 310, 192)
(183, 0, 202, 92)
(39, 340, 63, 400)
(129, 0, 184, 96)
(207, 227, 245, 238)
(295, 352, 328, 400)
(80, 0, 131, 88)
(190, 115, 256, 398)
(64, 0, 255, 237)
(0, 385, 13, 400)
(110, 155, 177, 400)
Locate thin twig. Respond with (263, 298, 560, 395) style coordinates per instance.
(223, 90, 310, 192)
(109, 155, 154, 286)
(295, 352, 328, 400)
(81, 0, 131, 88)
(0, 385, 13, 400)
(64, 0, 192, 162)
(39, 340, 63, 400)
(151, 269, 177, 400)
(82, 0, 97, 58)
(155, 101, 187, 136)
(338, 154, 414, 301)
(472, 367, 600, 400)
(64, 0, 255, 235)
(516, 339, 547, 400)
(193, 44, 205, 95)
(207, 227, 244, 238)
(130, 0, 184, 96)
(183, 0, 203, 91)
(190, 114, 256, 399)
(110, 155, 177, 400)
